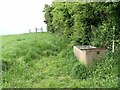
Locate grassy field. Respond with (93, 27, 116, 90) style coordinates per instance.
(1, 32, 118, 88)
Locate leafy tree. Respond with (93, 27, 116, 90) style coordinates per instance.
(44, 2, 120, 51)
(44, 4, 54, 32)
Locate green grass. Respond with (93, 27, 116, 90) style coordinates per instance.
(1, 32, 118, 88)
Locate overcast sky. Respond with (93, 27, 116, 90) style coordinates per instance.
(0, 0, 52, 35)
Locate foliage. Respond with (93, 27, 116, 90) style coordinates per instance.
(1, 33, 118, 88)
(44, 2, 120, 50)
(1, 1, 120, 88)
(44, 4, 54, 33)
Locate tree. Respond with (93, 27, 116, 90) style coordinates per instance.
(44, 2, 120, 50)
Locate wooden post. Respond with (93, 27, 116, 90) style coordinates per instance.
(29, 29, 31, 33)
(41, 27, 43, 33)
(35, 28, 37, 33)
(112, 26, 115, 53)
(112, 40, 115, 53)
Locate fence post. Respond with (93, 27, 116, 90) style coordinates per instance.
(112, 26, 115, 53)
(29, 29, 31, 33)
(41, 27, 43, 33)
(35, 28, 37, 33)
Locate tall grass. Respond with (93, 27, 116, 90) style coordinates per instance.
(1, 32, 118, 88)
(0, 35, 2, 89)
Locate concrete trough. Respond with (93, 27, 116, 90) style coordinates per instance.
(73, 45, 107, 66)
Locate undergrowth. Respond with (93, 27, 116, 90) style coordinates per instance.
(1, 32, 118, 88)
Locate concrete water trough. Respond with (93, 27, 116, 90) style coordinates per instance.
(73, 45, 107, 66)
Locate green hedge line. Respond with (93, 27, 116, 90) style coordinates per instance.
(44, 2, 120, 50)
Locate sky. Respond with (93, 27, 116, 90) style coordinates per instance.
(0, 0, 53, 35)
